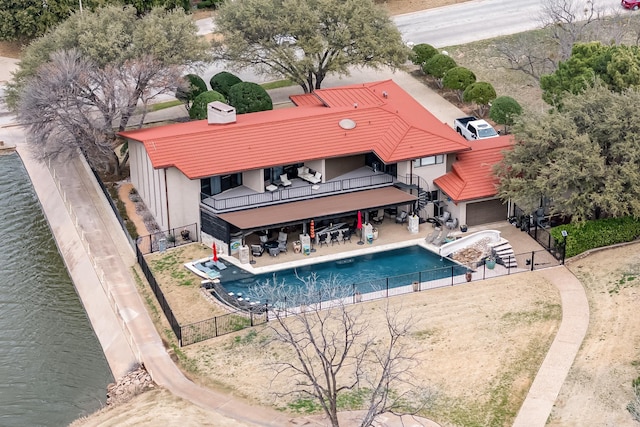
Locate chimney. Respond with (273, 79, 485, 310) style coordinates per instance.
(207, 101, 236, 125)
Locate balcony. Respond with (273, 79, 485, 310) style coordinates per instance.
(201, 167, 394, 213)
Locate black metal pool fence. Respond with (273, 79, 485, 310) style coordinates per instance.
(137, 223, 199, 255)
(179, 249, 559, 346)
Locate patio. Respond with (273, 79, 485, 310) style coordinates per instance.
(230, 217, 556, 273)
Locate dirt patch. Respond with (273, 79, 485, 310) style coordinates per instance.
(0, 41, 23, 58)
(118, 183, 147, 236)
(547, 242, 640, 426)
(381, 0, 469, 15)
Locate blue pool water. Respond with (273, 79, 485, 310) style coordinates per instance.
(218, 246, 466, 300)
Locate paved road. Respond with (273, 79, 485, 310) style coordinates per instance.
(394, 0, 618, 47)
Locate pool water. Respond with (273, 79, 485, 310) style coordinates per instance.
(218, 246, 465, 301)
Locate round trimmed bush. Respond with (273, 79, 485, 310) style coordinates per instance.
(489, 96, 523, 132)
(227, 82, 273, 114)
(422, 53, 457, 79)
(189, 90, 227, 120)
(210, 72, 242, 98)
(411, 43, 438, 65)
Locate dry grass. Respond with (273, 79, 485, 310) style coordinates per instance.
(144, 244, 231, 324)
(181, 273, 560, 425)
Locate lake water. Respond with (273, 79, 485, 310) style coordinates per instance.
(0, 153, 113, 426)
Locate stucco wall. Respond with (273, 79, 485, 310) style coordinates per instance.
(129, 140, 168, 230)
(411, 160, 448, 189)
(243, 169, 264, 192)
(165, 167, 200, 231)
(325, 155, 364, 180)
(305, 160, 324, 181)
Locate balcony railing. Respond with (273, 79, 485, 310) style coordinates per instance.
(201, 173, 394, 212)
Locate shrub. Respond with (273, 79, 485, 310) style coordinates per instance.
(551, 216, 640, 258)
(489, 96, 523, 134)
(227, 82, 273, 114)
(210, 71, 242, 98)
(463, 81, 497, 116)
(422, 53, 457, 88)
(189, 90, 227, 120)
(442, 66, 476, 101)
(411, 43, 438, 65)
(175, 74, 208, 110)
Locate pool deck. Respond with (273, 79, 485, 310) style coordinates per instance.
(224, 218, 554, 277)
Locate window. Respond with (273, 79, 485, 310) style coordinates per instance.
(200, 173, 242, 196)
(413, 154, 444, 167)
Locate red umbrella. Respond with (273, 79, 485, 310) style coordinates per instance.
(212, 243, 218, 262)
(310, 220, 315, 239)
(357, 211, 362, 230)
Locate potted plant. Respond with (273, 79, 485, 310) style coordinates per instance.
(180, 229, 190, 241)
(486, 256, 496, 270)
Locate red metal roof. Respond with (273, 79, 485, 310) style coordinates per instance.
(433, 136, 514, 202)
(119, 80, 470, 179)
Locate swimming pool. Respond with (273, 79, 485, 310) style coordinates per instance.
(217, 246, 466, 302)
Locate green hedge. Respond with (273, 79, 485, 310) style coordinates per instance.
(551, 217, 640, 258)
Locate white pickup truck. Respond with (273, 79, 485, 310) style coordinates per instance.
(453, 116, 499, 140)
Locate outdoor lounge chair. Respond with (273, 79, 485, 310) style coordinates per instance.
(280, 174, 292, 187)
(395, 211, 408, 224)
(251, 244, 264, 257)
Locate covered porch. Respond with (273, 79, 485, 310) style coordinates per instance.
(202, 186, 418, 256)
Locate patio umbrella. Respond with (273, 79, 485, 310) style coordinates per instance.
(357, 211, 364, 245)
(212, 243, 218, 262)
(310, 220, 315, 239)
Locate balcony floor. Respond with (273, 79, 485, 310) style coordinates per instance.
(208, 166, 382, 202)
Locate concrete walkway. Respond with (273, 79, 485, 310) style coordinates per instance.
(513, 266, 590, 426)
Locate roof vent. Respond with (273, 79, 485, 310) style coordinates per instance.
(382, 91, 388, 98)
(207, 101, 236, 125)
(339, 118, 356, 130)
(353, 103, 358, 109)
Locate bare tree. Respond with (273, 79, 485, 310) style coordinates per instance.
(252, 275, 434, 427)
(495, 34, 557, 80)
(17, 49, 181, 174)
(539, 0, 603, 61)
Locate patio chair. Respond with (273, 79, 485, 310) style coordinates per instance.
(395, 210, 408, 224)
(318, 233, 328, 247)
(445, 217, 459, 230)
(372, 209, 384, 225)
(342, 229, 352, 243)
(330, 231, 341, 245)
(280, 174, 292, 187)
(251, 244, 264, 257)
